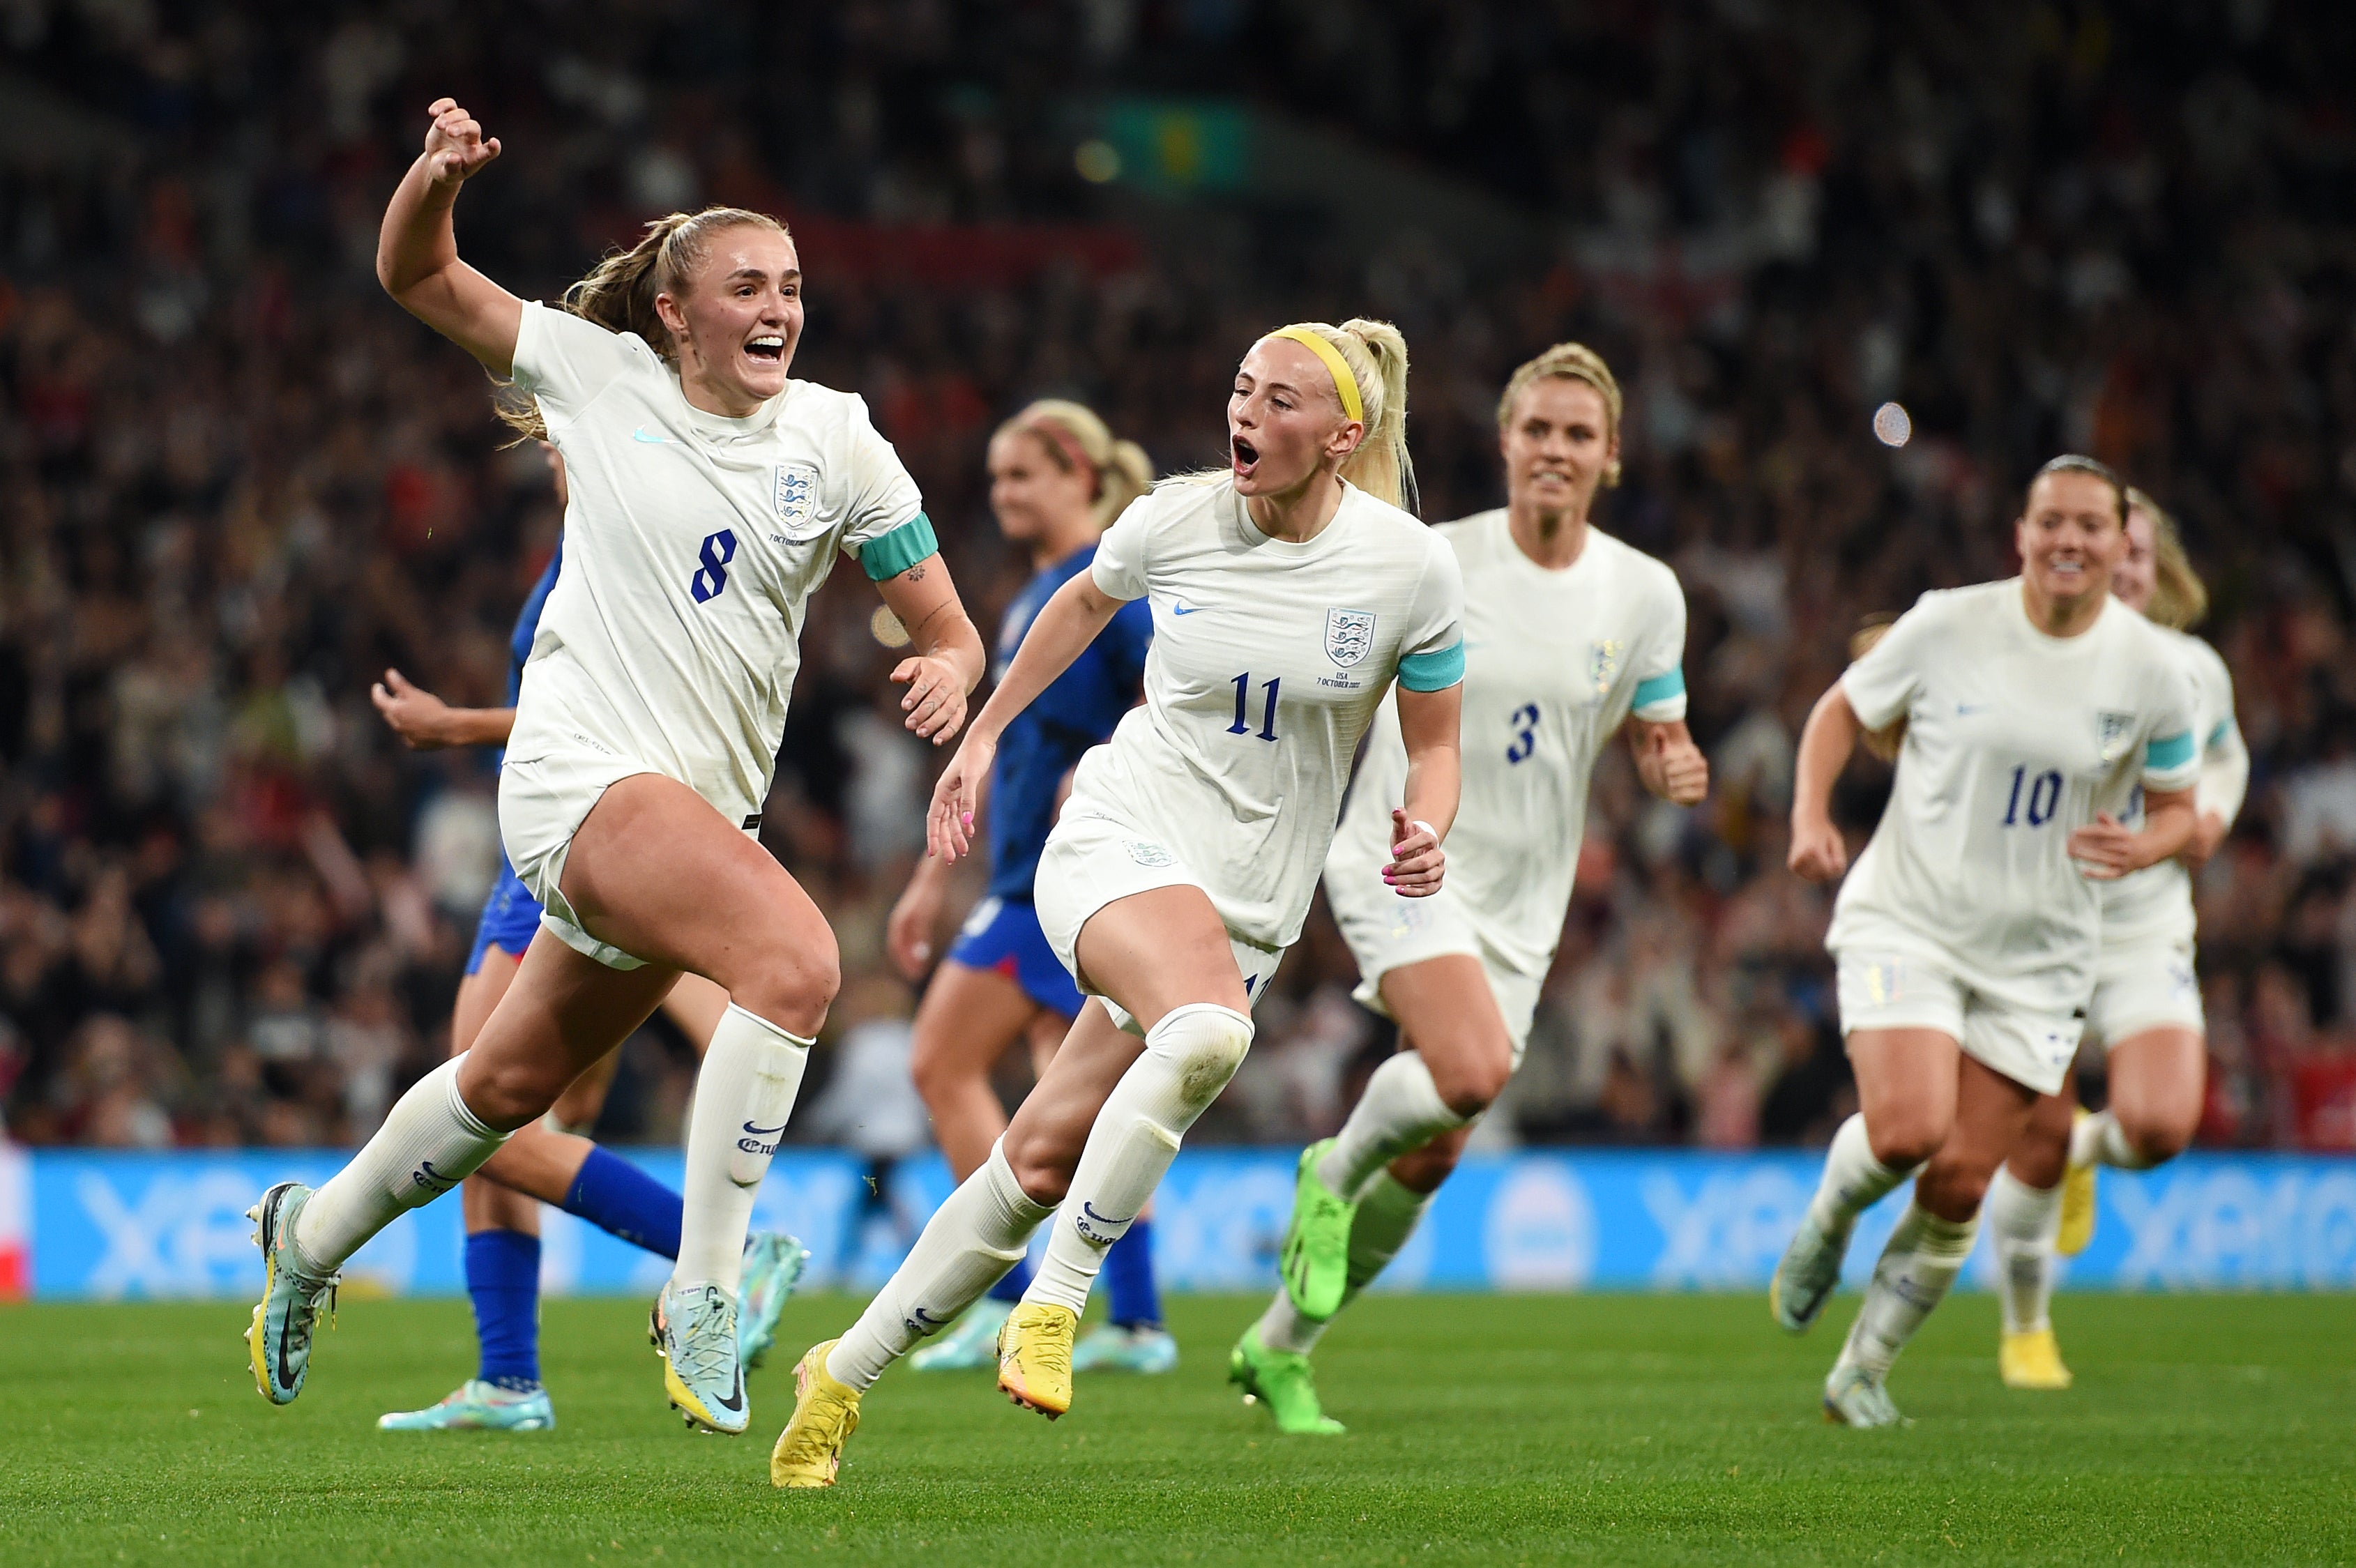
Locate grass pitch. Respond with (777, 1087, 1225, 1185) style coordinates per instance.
(0, 1291, 2346, 1566)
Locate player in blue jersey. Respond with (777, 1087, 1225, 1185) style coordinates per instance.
(368, 444, 805, 1433)
(883, 401, 1166, 1373)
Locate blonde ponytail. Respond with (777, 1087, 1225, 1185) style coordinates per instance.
(997, 399, 1156, 529)
(497, 206, 789, 439)
(1267, 319, 1415, 512)
(2126, 486, 2210, 630)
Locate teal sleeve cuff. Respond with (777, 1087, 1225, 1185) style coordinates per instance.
(2207, 718, 2233, 749)
(860, 512, 938, 581)
(2145, 730, 2196, 771)
(1397, 639, 1465, 692)
(1633, 668, 1687, 710)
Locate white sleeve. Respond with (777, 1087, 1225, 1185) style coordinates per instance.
(1839, 594, 1934, 731)
(1629, 571, 1690, 723)
(2194, 644, 2247, 825)
(837, 396, 925, 551)
(1400, 533, 1464, 660)
(509, 301, 639, 423)
(1088, 488, 1157, 602)
(2137, 654, 2201, 793)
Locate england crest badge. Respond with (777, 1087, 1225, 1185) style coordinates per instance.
(1588, 639, 1625, 696)
(2097, 710, 2136, 762)
(773, 462, 821, 535)
(1325, 607, 1377, 668)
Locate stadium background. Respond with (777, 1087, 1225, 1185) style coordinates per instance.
(3, 1, 2355, 1295)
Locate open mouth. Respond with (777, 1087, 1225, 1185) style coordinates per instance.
(744, 335, 786, 364)
(1231, 435, 1259, 476)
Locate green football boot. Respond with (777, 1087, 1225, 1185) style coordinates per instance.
(651, 1280, 747, 1434)
(1071, 1322, 1179, 1374)
(378, 1380, 556, 1432)
(1823, 1360, 1906, 1428)
(1228, 1325, 1344, 1436)
(1770, 1212, 1849, 1334)
(908, 1297, 1012, 1371)
(736, 1231, 809, 1370)
(245, 1182, 338, 1406)
(1278, 1140, 1356, 1320)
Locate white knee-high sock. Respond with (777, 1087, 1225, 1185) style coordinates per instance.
(2069, 1109, 2155, 1171)
(1839, 1200, 1979, 1378)
(1985, 1167, 2062, 1335)
(1316, 1053, 1468, 1203)
(1259, 1173, 1434, 1354)
(671, 1004, 812, 1295)
(1025, 1004, 1255, 1314)
(827, 1142, 1049, 1391)
(294, 1057, 507, 1269)
(1807, 1113, 1920, 1235)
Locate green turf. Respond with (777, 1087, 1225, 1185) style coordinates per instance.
(0, 1291, 2346, 1566)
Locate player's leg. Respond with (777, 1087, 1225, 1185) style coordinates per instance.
(1829, 1049, 2035, 1426)
(553, 773, 835, 1431)
(2075, 1024, 2203, 1173)
(249, 933, 678, 1406)
(1987, 1070, 2075, 1390)
(904, 954, 1046, 1369)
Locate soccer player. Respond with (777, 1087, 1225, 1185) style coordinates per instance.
(885, 402, 1176, 1376)
(770, 318, 1466, 1486)
(1770, 455, 2201, 1426)
(1982, 488, 2244, 1389)
(1233, 342, 1708, 1433)
(245, 99, 985, 1438)
(367, 448, 805, 1433)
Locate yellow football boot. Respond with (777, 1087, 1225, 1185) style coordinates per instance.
(2057, 1109, 2097, 1256)
(2000, 1327, 2074, 1390)
(996, 1302, 1078, 1419)
(770, 1341, 862, 1489)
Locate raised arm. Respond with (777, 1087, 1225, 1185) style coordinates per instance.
(1381, 682, 1464, 897)
(1788, 682, 1864, 882)
(926, 572, 1123, 862)
(377, 98, 524, 374)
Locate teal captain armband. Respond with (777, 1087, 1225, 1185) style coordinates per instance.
(1397, 639, 1465, 692)
(2145, 730, 2195, 772)
(859, 512, 938, 581)
(2207, 717, 2232, 749)
(1633, 667, 1687, 710)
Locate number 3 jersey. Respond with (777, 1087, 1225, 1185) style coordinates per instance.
(1828, 579, 2201, 1015)
(1067, 477, 1464, 950)
(504, 302, 936, 828)
(1328, 512, 1688, 981)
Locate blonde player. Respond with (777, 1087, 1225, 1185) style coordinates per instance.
(245, 99, 985, 1438)
(1983, 489, 2244, 1389)
(1231, 342, 1708, 1434)
(1772, 455, 2201, 1426)
(770, 318, 1466, 1486)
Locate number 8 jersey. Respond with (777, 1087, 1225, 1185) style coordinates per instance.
(1828, 579, 2200, 1017)
(504, 302, 934, 832)
(1054, 477, 1463, 952)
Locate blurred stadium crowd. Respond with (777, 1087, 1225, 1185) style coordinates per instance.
(3, 1, 2355, 1154)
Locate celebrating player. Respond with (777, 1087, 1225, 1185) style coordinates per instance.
(770, 317, 1465, 1486)
(1769, 455, 2201, 1426)
(1229, 342, 1707, 1433)
(1982, 487, 2244, 1389)
(244, 99, 984, 1437)
(367, 447, 805, 1434)
(885, 402, 1176, 1376)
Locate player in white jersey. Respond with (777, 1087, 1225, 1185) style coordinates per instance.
(1230, 342, 1709, 1433)
(243, 100, 986, 1436)
(1983, 487, 2246, 1390)
(771, 318, 1466, 1486)
(1770, 457, 2201, 1427)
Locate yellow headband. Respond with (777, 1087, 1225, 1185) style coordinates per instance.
(1266, 326, 1364, 425)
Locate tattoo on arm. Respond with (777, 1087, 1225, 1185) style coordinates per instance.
(899, 564, 928, 584)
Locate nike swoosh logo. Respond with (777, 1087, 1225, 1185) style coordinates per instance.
(1171, 601, 1210, 615)
(714, 1375, 743, 1413)
(632, 427, 675, 444)
(1081, 1201, 1136, 1227)
(741, 1121, 789, 1137)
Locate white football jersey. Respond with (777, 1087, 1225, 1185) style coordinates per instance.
(505, 303, 933, 828)
(1065, 477, 1464, 950)
(1829, 579, 2201, 1016)
(2097, 627, 2240, 946)
(1327, 512, 1687, 978)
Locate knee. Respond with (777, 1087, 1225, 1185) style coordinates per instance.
(729, 929, 841, 1035)
(462, 1054, 565, 1133)
(907, 1030, 970, 1109)
(1917, 1158, 1993, 1219)
(1153, 1004, 1253, 1108)
(1866, 1116, 1945, 1172)
(1001, 1122, 1074, 1208)
(1388, 1126, 1469, 1193)
(1422, 1033, 1514, 1120)
(2115, 1104, 2195, 1165)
